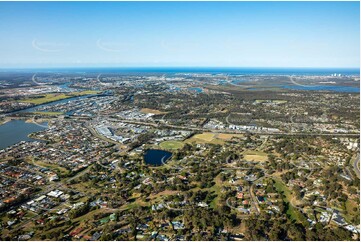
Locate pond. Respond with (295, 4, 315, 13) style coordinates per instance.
(143, 149, 172, 166)
(188, 87, 203, 93)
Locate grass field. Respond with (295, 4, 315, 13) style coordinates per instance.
(185, 132, 224, 145)
(20, 94, 72, 104)
(242, 150, 268, 162)
(273, 100, 288, 104)
(209, 175, 222, 209)
(159, 140, 184, 150)
(216, 133, 244, 140)
(344, 199, 359, 223)
(273, 178, 307, 225)
(149, 190, 179, 201)
(140, 108, 167, 114)
(193, 133, 214, 141)
(185, 132, 243, 144)
(19, 90, 100, 105)
(32, 111, 64, 116)
(31, 159, 70, 177)
(75, 90, 100, 95)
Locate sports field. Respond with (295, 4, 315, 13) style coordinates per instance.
(159, 140, 184, 150)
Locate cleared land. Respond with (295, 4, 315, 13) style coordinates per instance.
(159, 140, 184, 150)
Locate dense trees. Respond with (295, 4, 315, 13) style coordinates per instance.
(245, 215, 353, 241)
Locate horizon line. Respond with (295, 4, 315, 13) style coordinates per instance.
(0, 66, 360, 70)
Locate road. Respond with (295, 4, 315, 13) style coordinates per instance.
(225, 114, 231, 125)
(86, 124, 121, 146)
(249, 182, 261, 215)
(5, 181, 67, 231)
(66, 164, 92, 183)
(223, 165, 265, 216)
(257, 136, 269, 151)
(30, 116, 48, 128)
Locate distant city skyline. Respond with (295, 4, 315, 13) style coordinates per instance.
(0, 1, 359, 68)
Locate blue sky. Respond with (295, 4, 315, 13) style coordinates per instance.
(0, 1, 359, 68)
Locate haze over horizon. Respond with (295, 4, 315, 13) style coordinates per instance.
(0, 1, 359, 68)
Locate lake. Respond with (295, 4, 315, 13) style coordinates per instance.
(231, 80, 248, 84)
(0, 120, 47, 150)
(144, 149, 172, 166)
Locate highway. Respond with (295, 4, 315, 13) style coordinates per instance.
(80, 116, 360, 138)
